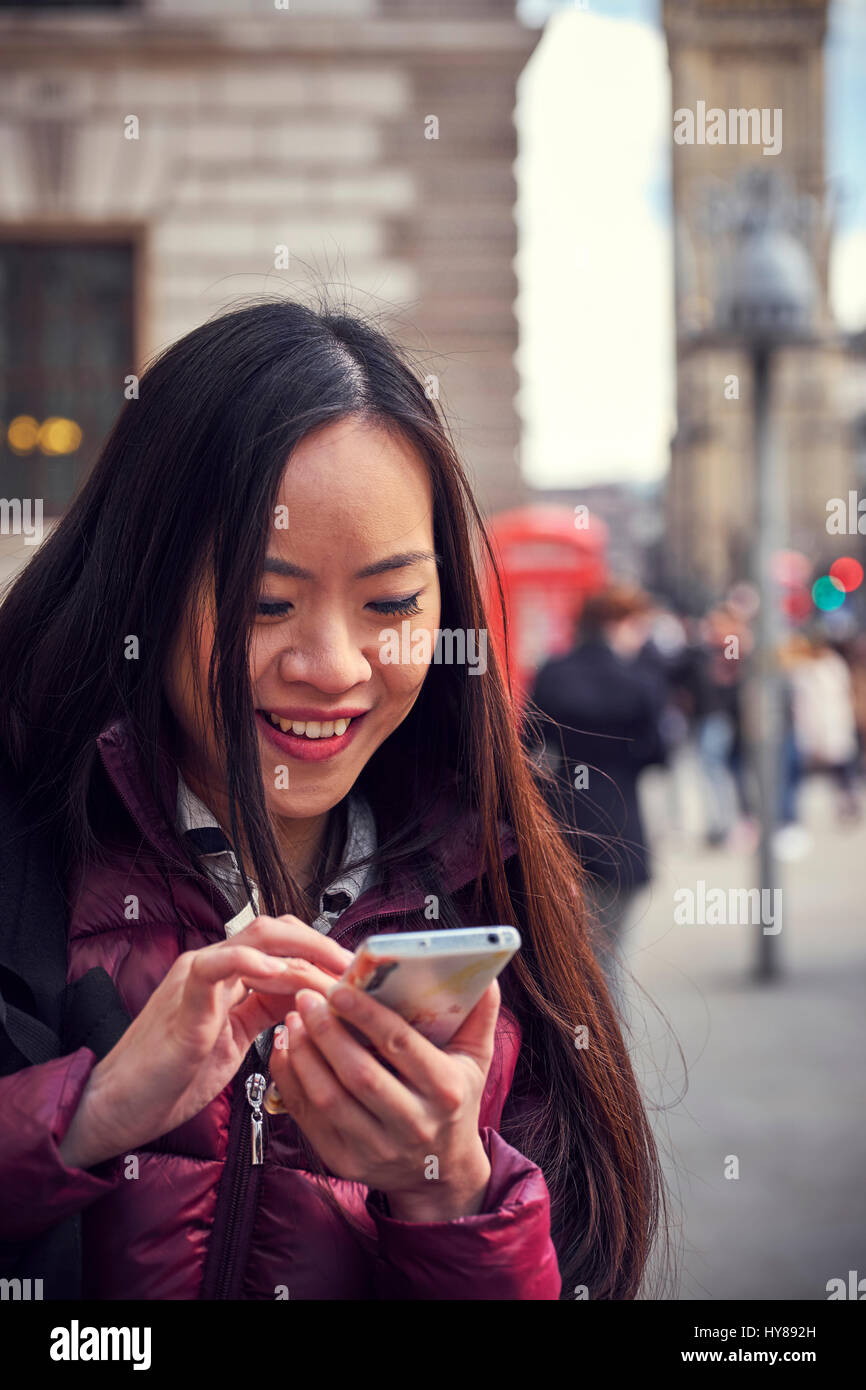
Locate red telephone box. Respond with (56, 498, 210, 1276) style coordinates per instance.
(482, 505, 608, 706)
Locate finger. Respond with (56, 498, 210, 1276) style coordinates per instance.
(273, 1011, 385, 1149)
(245, 957, 347, 999)
(443, 981, 500, 1074)
(228, 958, 346, 1049)
(264, 1024, 311, 1117)
(229, 990, 283, 1048)
(266, 1010, 317, 1110)
(184, 945, 292, 1014)
(226, 956, 339, 1040)
(236, 915, 354, 975)
(225, 947, 353, 1043)
(293, 990, 424, 1128)
(320, 983, 451, 1098)
(263, 1056, 348, 1174)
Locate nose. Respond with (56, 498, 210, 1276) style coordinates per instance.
(276, 610, 372, 694)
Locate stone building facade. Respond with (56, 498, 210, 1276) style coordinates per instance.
(0, 0, 535, 581)
(662, 0, 859, 607)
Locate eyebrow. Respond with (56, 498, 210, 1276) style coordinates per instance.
(262, 549, 442, 582)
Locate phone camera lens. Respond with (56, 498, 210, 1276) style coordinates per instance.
(487, 933, 499, 944)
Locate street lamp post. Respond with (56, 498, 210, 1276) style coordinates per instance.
(712, 170, 821, 982)
(751, 343, 782, 981)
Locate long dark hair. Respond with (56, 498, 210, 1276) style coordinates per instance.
(0, 297, 668, 1299)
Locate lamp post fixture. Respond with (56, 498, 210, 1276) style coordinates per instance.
(710, 169, 821, 981)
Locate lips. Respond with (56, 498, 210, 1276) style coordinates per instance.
(255, 708, 368, 763)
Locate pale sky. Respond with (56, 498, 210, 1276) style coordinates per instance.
(515, 0, 866, 490)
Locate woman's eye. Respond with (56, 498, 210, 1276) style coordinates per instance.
(256, 600, 293, 617)
(257, 594, 423, 618)
(367, 593, 422, 617)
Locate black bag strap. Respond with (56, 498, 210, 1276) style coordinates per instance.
(0, 769, 129, 1300)
(0, 967, 131, 1071)
(0, 989, 61, 1067)
(62, 967, 131, 1059)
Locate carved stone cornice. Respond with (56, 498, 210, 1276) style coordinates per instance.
(0, 16, 539, 64)
(663, 0, 827, 50)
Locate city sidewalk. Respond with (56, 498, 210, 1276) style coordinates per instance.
(621, 759, 866, 1300)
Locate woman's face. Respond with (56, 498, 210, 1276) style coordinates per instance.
(165, 415, 441, 824)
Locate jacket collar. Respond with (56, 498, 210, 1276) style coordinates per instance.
(96, 717, 517, 917)
(177, 767, 380, 925)
(96, 719, 190, 873)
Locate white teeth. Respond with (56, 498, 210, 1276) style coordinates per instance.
(265, 712, 353, 739)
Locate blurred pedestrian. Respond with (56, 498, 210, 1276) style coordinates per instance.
(528, 584, 667, 977)
(788, 631, 861, 822)
(637, 605, 692, 838)
(686, 605, 751, 847)
(775, 634, 810, 859)
(843, 633, 866, 774)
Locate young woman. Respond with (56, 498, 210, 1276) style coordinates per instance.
(0, 300, 664, 1300)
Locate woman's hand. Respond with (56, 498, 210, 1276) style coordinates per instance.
(58, 915, 354, 1170)
(266, 980, 500, 1222)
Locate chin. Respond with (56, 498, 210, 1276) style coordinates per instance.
(263, 778, 350, 820)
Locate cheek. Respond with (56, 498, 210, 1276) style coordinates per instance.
(249, 632, 273, 690)
(375, 607, 441, 708)
(379, 657, 428, 704)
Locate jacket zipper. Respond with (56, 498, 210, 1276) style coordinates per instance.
(205, 1048, 270, 1300)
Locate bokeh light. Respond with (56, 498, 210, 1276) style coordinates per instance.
(772, 549, 812, 586)
(812, 575, 846, 612)
(829, 557, 863, 593)
(6, 415, 82, 456)
(7, 415, 40, 455)
(783, 587, 813, 622)
(38, 417, 83, 455)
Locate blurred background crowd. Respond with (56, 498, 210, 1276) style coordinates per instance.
(530, 579, 866, 944)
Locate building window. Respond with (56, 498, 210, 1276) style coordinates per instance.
(0, 241, 134, 516)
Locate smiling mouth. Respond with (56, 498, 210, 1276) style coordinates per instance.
(259, 711, 354, 740)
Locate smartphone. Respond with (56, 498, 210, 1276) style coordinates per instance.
(337, 926, 521, 1048)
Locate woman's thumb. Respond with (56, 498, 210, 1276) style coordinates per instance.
(444, 980, 500, 1068)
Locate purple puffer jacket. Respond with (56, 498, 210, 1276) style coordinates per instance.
(0, 720, 562, 1300)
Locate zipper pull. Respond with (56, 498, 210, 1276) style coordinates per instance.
(245, 1072, 267, 1165)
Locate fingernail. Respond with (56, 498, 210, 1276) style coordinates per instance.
(296, 989, 328, 1017)
(327, 984, 356, 1012)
